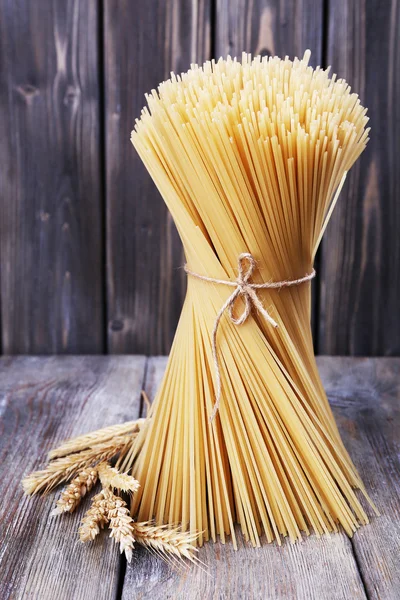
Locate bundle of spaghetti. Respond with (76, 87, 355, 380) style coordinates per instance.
(122, 51, 375, 548)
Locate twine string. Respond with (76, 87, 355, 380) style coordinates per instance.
(184, 253, 316, 421)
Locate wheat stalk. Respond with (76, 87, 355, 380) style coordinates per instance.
(49, 419, 144, 460)
(132, 522, 199, 562)
(141, 390, 151, 417)
(51, 468, 98, 515)
(22, 435, 131, 495)
(98, 462, 140, 493)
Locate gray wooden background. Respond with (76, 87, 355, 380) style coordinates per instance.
(1, 0, 399, 357)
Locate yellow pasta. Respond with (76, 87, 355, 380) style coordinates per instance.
(121, 51, 375, 547)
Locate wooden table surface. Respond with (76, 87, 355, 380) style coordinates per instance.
(0, 356, 399, 600)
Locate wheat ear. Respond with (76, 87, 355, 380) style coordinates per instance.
(98, 462, 140, 493)
(22, 435, 131, 495)
(132, 522, 199, 562)
(106, 490, 136, 562)
(79, 489, 112, 542)
(49, 419, 144, 460)
(79, 486, 136, 562)
(51, 468, 98, 516)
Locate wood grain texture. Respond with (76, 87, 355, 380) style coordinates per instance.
(0, 0, 398, 358)
(1, 356, 399, 599)
(123, 529, 366, 600)
(319, 357, 400, 600)
(104, 0, 211, 355)
(318, 0, 400, 355)
(215, 0, 323, 68)
(0, 0, 104, 354)
(0, 355, 146, 600)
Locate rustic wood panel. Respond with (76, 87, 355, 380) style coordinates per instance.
(319, 357, 400, 600)
(124, 529, 367, 599)
(0, 0, 104, 353)
(122, 356, 369, 600)
(0, 356, 146, 600)
(104, 0, 211, 355)
(1, 356, 399, 598)
(1, 0, 398, 358)
(215, 0, 324, 60)
(319, 0, 400, 355)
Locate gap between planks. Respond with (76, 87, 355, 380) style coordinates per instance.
(115, 355, 150, 599)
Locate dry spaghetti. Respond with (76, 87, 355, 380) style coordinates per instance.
(121, 50, 376, 548)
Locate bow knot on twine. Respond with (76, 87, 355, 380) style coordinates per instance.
(184, 253, 316, 421)
(222, 253, 279, 328)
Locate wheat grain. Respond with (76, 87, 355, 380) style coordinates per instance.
(79, 489, 112, 542)
(98, 462, 140, 493)
(107, 490, 136, 562)
(51, 468, 98, 516)
(79, 486, 136, 562)
(132, 522, 199, 562)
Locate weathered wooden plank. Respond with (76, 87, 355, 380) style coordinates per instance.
(123, 529, 366, 600)
(319, 0, 400, 355)
(2, 356, 398, 599)
(0, 356, 146, 600)
(319, 356, 400, 600)
(0, 0, 104, 354)
(215, 0, 323, 61)
(104, 0, 211, 355)
(122, 356, 367, 600)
